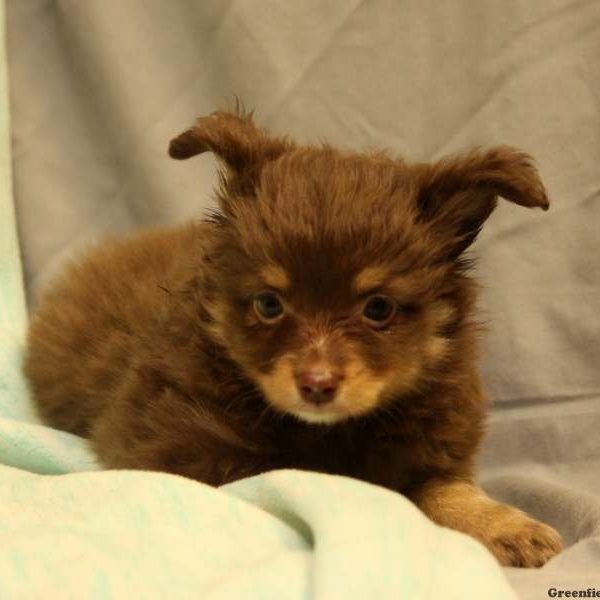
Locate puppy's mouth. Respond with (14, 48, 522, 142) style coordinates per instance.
(286, 395, 353, 425)
(269, 389, 369, 425)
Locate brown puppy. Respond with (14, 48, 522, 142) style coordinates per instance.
(24, 110, 561, 567)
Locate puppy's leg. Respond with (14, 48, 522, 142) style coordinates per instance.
(409, 479, 562, 567)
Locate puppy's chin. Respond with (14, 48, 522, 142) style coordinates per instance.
(288, 400, 354, 425)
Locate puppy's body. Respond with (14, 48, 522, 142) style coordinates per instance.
(25, 111, 561, 567)
(27, 221, 482, 487)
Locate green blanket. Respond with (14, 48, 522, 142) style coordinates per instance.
(0, 3, 515, 597)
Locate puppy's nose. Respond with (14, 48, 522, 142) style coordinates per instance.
(296, 370, 340, 405)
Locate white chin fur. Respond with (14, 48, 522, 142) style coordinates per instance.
(292, 410, 346, 425)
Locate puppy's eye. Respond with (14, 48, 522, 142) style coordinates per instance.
(254, 292, 284, 322)
(362, 295, 396, 326)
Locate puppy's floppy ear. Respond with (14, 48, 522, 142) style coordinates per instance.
(169, 111, 291, 187)
(415, 146, 549, 258)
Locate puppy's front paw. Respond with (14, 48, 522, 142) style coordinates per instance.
(487, 511, 562, 568)
(411, 480, 562, 568)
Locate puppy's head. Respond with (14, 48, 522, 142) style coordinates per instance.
(170, 111, 549, 424)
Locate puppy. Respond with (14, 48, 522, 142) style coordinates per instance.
(24, 110, 562, 567)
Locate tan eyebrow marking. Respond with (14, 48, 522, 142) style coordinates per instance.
(260, 265, 290, 290)
(353, 266, 390, 293)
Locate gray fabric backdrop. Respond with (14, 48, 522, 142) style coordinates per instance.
(7, 1, 600, 597)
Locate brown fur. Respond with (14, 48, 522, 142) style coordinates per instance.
(24, 109, 561, 566)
